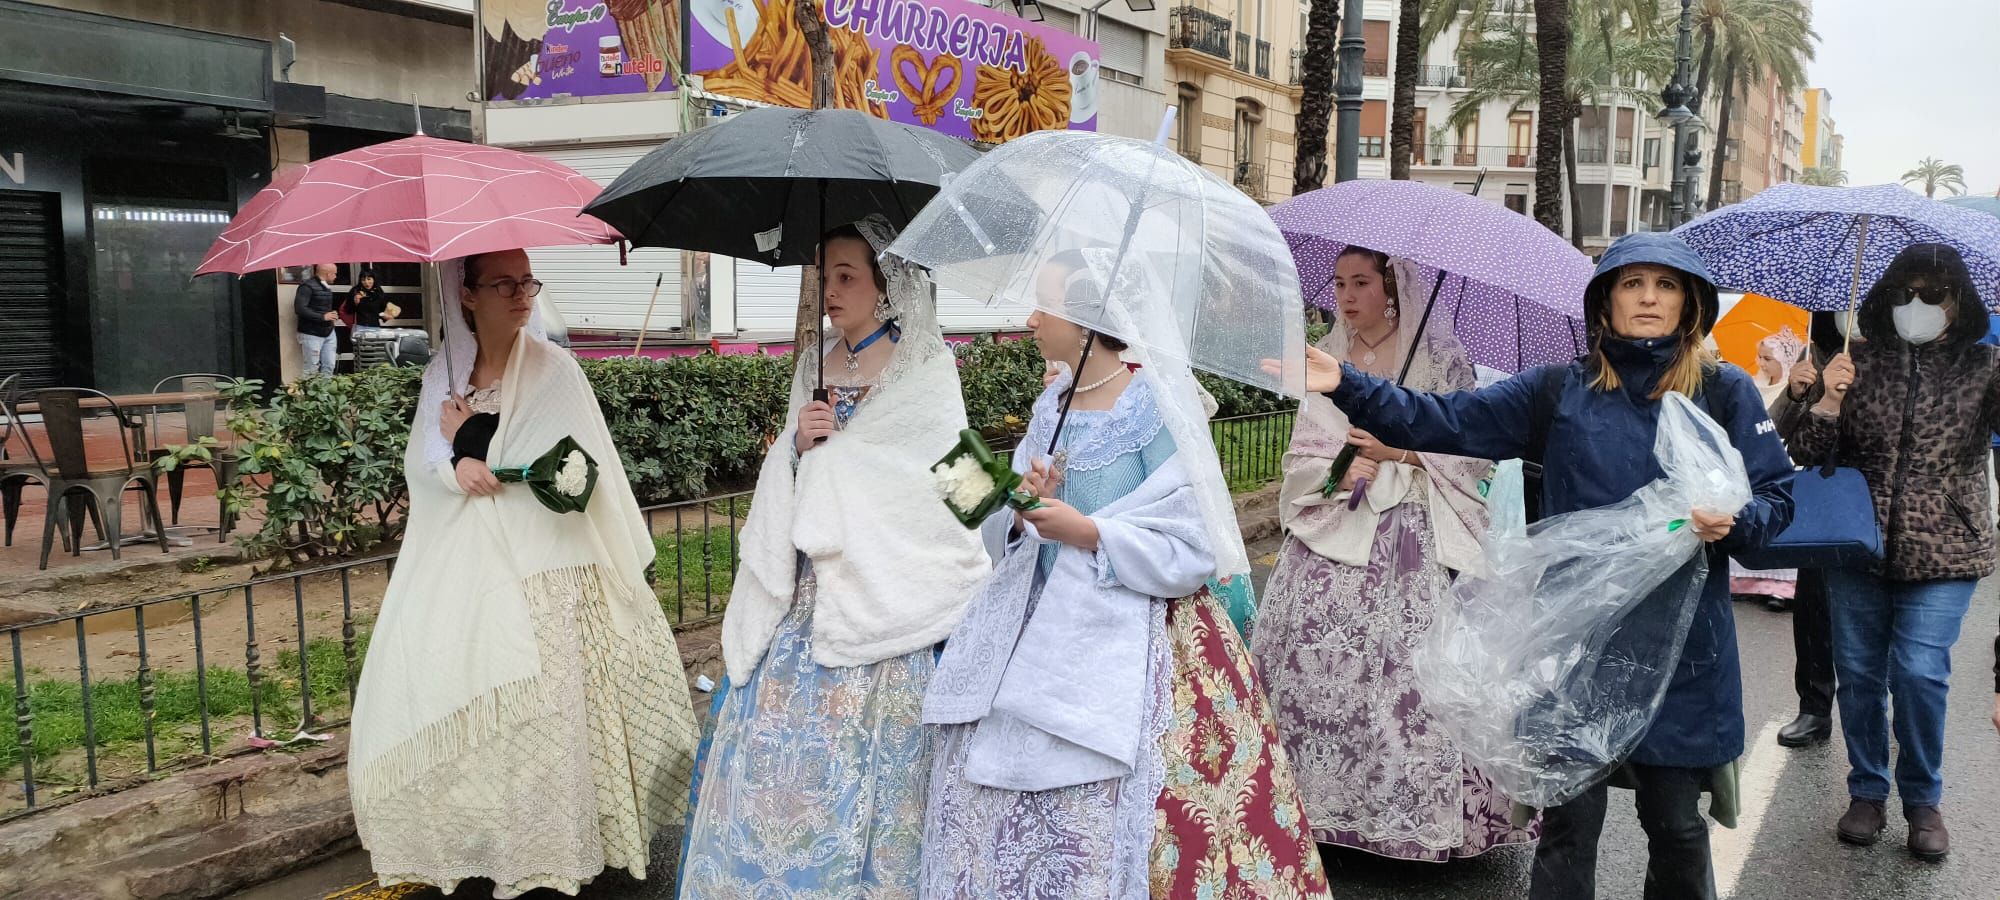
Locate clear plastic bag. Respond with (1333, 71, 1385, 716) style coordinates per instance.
(1415, 392, 1752, 810)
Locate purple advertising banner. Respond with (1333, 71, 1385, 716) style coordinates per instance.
(481, 0, 681, 102)
(688, 0, 1100, 143)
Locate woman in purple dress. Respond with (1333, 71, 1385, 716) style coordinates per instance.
(1251, 247, 1535, 861)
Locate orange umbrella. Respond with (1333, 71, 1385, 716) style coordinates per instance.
(1713, 292, 1810, 374)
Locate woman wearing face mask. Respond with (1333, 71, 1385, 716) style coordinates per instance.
(1267, 232, 1795, 900)
(1252, 247, 1531, 862)
(1786, 243, 1997, 863)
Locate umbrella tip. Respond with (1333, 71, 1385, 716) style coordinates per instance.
(412, 93, 424, 136)
(1153, 107, 1177, 147)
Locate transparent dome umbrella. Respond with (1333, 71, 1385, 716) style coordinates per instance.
(884, 119, 1308, 440)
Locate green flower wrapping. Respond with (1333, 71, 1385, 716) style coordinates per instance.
(492, 435, 599, 514)
(932, 429, 1041, 529)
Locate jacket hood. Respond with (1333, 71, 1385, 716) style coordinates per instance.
(1855, 242, 1987, 351)
(1584, 232, 1722, 339)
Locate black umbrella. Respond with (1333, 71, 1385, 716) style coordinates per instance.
(585, 106, 979, 266)
(583, 107, 980, 420)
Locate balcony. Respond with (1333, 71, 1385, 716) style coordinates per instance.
(1417, 144, 1536, 169)
(1363, 57, 1389, 77)
(1169, 7, 1233, 61)
(1290, 49, 1304, 84)
(1416, 64, 1465, 88)
(1234, 161, 1267, 201)
(1234, 31, 1249, 73)
(1256, 39, 1271, 80)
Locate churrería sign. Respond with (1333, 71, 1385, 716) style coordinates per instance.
(688, 0, 1101, 143)
(481, 0, 681, 102)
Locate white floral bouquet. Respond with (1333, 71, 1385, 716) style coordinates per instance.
(494, 436, 599, 514)
(932, 429, 1040, 528)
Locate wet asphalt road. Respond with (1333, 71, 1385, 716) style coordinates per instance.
(244, 539, 2000, 899)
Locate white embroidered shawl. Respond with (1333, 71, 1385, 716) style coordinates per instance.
(349, 333, 665, 799)
(925, 374, 1216, 791)
(721, 217, 989, 682)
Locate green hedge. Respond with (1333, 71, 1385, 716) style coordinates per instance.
(198, 334, 1298, 564)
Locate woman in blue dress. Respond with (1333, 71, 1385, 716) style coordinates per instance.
(677, 217, 989, 898)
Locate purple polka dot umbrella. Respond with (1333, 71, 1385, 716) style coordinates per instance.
(1675, 183, 2000, 313)
(1269, 179, 1593, 374)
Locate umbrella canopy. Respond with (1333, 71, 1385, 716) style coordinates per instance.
(1269, 179, 1594, 373)
(1712, 292, 1809, 374)
(1943, 194, 2000, 219)
(885, 129, 1305, 397)
(195, 136, 617, 275)
(1675, 183, 2000, 312)
(583, 106, 980, 266)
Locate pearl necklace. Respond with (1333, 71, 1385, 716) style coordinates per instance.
(1074, 368, 1125, 393)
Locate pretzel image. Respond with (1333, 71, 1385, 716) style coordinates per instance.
(892, 47, 964, 126)
(698, 0, 887, 118)
(970, 36, 1071, 143)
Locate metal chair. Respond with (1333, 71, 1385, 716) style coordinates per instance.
(147, 374, 240, 538)
(0, 373, 48, 547)
(18, 387, 171, 569)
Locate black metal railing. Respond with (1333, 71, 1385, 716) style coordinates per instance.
(1255, 39, 1272, 79)
(1577, 146, 1608, 164)
(1417, 64, 1465, 88)
(1169, 6, 1233, 60)
(1234, 162, 1268, 201)
(1363, 57, 1389, 77)
(1234, 31, 1251, 73)
(1290, 49, 1305, 85)
(1416, 144, 1536, 168)
(4, 413, 1297, 821)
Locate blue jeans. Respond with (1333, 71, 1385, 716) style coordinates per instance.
(1823, 570, 1974, 808)
(298, 331, 337, 377)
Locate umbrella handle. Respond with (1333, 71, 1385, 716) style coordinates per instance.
(1348, 478, 1369, 511)
(813, 387, 830, 444)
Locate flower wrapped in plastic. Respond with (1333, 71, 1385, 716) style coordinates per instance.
(493, 435, 599, 514)
(932, 428, 1040, 529)
(1414, 393, 1751, 810)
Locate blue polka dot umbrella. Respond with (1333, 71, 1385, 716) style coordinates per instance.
(1675, 183, 2000, 314)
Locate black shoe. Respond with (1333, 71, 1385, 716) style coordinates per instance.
(1906, 806, 1949, 862)
(1766, 596, 1794, 613)
(1838, 798, 1887, 846)
(1777, 713, 1833, 748)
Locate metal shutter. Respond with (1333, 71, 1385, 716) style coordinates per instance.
(0, 190, 63, 389)
(733, 263, 1026, 338)
(526, 144, 682, 333)
(1096, 18, 1148, 81)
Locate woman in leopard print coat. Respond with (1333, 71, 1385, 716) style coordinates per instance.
(1789, 243, 1995, 863)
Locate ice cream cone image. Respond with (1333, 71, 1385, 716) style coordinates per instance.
(608, 0, 681, 92)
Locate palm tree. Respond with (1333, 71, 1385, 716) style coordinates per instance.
(1798, 165, 1846, 187)
(1902, 157, 1968, 198)
(1295, 0, 1342, 194)
(1450, 7, 1673, 245)
(1390, 0, 1424, 179)
(1700, 0, 1815, 208)
(1424, 0, 1659, 235)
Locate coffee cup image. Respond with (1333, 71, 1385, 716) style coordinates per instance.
(1068, 51, 1100, 124)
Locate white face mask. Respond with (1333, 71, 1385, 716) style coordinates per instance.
(1892, 300, 1949, 345)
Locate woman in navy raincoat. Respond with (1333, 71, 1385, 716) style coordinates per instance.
(1272, 232, 1795, 900)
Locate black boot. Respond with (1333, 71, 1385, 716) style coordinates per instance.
(1777, 713, 1832, 748)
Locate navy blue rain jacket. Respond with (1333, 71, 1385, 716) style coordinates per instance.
(1327, 234, 1796, 768)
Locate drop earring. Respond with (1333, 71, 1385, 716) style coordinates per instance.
(874, 294, 894, 322)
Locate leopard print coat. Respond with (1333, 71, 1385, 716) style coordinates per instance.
(1793, 340, 2000, 582)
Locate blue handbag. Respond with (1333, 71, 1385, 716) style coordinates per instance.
(1733, 451, 1883, 570)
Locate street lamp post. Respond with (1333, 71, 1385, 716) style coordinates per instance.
(1332, 0, 1366, 182)
(1656, 0, 1697, 227)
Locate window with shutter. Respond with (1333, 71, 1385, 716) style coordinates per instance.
(1096, 18, 1147, 83)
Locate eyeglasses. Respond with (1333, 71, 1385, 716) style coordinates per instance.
(1900, 285, 1958, 305)
(476, 278, 545, 299)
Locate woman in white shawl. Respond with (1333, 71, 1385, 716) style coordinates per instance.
(1252, 247, 1534, 862)
(921, 250, 1329, 899)
(348, 249, 698, 896)
(677, 217, 989, 898)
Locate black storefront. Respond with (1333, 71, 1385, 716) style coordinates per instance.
(0, 1, 471, 394)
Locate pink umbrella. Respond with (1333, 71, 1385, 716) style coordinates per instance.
(195, 136, 619, 275)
